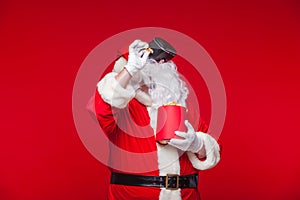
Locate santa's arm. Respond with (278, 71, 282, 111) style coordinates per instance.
(97, 39, 150, 109)
(187, 119, 221, 170)
(168, 118, 221, 170)
(97, 71, 136, 109)
(115, 39, 150, 88)
(187, 132, 220, 170)
(115, 68, 132, 88)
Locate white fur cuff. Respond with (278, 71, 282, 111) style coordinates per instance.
(97, 72, 135, 108)
(187, 132, 220, 170)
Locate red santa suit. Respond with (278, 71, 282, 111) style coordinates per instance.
(95, 57, 220, 200)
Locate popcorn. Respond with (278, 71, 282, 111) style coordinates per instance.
(163, 101, 182, 106)
(145, 47, 154, 54)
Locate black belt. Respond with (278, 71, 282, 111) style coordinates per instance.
(110, 172, 198, 190)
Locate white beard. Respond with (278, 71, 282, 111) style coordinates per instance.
(133, 61, 188, 108)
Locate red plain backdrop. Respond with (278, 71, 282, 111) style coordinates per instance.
(1, 0, 300, 199)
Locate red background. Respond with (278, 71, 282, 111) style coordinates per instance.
(1, 0, 300, 199)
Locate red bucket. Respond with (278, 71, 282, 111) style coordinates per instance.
(156, 104, 187, 144)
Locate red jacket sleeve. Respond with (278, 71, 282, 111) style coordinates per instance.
(94, 89, 119, 136)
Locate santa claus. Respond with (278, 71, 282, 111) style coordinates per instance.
(95, 38, 220, 200)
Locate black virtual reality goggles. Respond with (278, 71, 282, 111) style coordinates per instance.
(148, 37, 176, 62)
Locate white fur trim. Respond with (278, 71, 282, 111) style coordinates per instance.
(147, 107, 182, 200)
(157, 144, 182, 200)
(187, 132, 220, 170)
(156, 144, 180, 176)
(97, 72, 135, 108)
(113, 56, 127, 73)
(159, 189, 181, 200)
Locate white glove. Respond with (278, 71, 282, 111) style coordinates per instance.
(125, 39, 150, 76)
(168, 120, 203, 153)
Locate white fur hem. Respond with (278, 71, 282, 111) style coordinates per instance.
(187, 132, 220, 170)
(97, 72, 135, 108)
(157, 144, 182, 200)
(159, 188, 181, 200)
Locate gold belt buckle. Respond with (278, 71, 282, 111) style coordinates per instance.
(165, 174, 179, 190)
